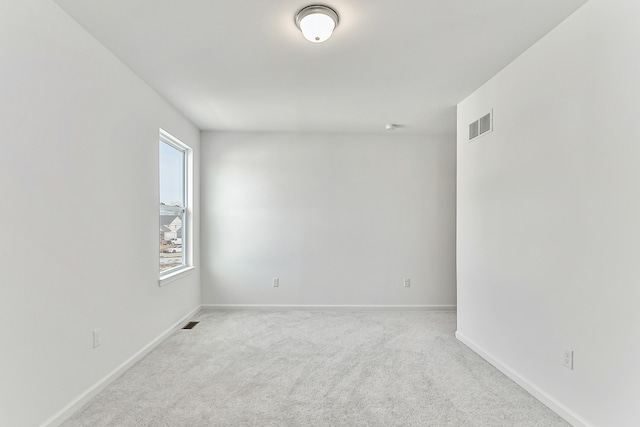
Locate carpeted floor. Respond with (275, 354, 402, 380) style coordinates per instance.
(63, 310, 569, 426)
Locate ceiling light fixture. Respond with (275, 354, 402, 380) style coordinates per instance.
(295, 5, 339, 43)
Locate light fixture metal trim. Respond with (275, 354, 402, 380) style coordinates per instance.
(295, 5, 339, 43)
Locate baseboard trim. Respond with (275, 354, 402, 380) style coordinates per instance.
(455, 330, 592, 427)
(41, 305, 201, 427)
(201, 304, 456, 311)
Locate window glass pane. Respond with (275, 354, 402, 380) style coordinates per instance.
(159, 141, 184, 207)
(159, 133, 188, 277)
(160, 209, 184, 273)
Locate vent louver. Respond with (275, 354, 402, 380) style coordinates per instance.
(479, 113, 491, 134)
(469, 121, 479, 140)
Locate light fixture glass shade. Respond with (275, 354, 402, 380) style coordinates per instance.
(300, 13, 335, 43)
(295, 5, 339, 43)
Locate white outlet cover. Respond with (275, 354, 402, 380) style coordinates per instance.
(562, 349, 573, 370)
(93, 329, 101, 349)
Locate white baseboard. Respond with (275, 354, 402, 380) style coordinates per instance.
(455, 330, 592, 427)
(41, 305, 201, 427)
(201, 304, 456, 311)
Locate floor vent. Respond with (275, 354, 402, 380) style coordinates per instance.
(182, 321, 199, 330)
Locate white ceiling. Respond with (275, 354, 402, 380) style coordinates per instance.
(53, 0, 588, 135)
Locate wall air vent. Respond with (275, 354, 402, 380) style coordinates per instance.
(469, 120, 479, 140)
(479, 113, 491, 134)
(468, 109, 493, 142)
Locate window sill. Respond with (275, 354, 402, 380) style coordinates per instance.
(159, 266, 196, 287)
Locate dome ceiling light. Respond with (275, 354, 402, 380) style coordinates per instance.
(294, 5, 339, 43)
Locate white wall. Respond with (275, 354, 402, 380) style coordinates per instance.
(457, 0, 640, 425)
(201, 131, 456, 307)
(0, 1, 200, 426)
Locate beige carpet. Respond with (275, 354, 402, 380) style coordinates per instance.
(63, 310, 569, 426)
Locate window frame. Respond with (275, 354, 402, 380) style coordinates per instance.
(158, 129, 194, 285)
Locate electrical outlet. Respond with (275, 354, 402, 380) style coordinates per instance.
(562, 349, 573, 370)
(404, 277, 411, 288)
(93, 329, 101, 349)
(273, 277, 279, 287)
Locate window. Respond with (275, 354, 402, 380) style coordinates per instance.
(159, 129, 191, 280)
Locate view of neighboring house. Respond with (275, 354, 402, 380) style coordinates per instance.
(160, 215, 182, 242)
